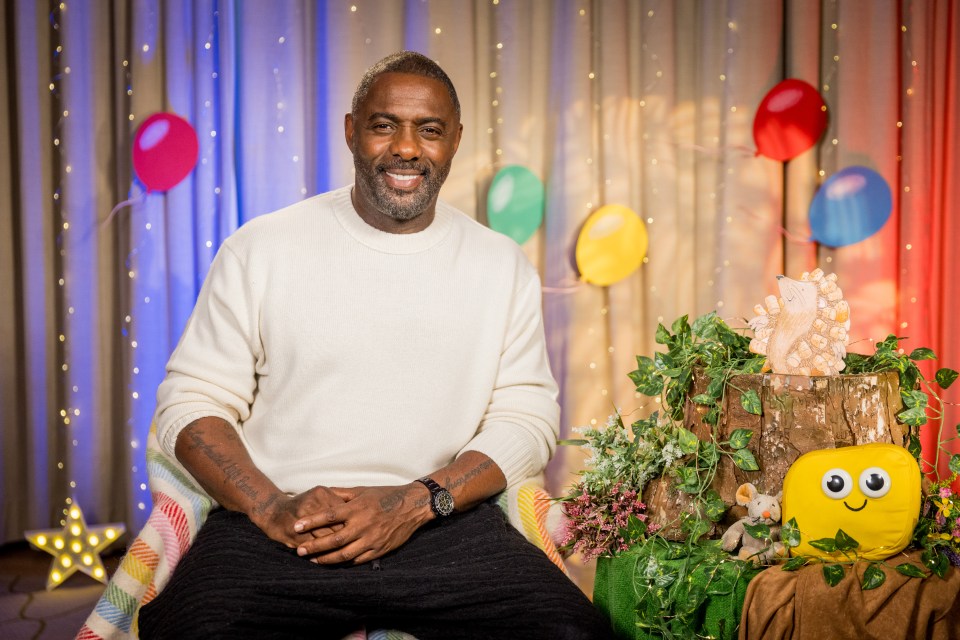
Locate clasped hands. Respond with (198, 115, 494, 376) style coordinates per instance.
(252, 483, 433, 566)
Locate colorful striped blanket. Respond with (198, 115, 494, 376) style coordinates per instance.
(77, 427, 566, 639)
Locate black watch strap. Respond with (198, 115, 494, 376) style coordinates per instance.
(416, 477, 455, 517)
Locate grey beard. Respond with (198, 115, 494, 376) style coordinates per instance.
(353, 157, 451, 222)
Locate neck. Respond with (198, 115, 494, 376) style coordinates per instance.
(350, 186, 436, 235)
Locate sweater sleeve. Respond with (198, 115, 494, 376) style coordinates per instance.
(154, 243, 262, 458)
(460, 267, 560, 487)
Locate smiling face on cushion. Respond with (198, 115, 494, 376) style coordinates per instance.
(782, 443, 921, 561)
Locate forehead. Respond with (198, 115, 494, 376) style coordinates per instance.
(357, 72, 457, 120)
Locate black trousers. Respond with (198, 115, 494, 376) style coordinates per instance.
(138, 502, 614, 639)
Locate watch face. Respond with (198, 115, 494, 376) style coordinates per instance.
(434, 488, 455, 516)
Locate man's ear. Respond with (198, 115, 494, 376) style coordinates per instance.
(344, 113, 356, 152)
(452, 123, 463, 154)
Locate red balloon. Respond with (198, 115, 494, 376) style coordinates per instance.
(753, 79, 828, 161)
(132, 112, 199, 192)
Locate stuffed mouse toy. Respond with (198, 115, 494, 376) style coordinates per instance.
(720, 482, 786, 564)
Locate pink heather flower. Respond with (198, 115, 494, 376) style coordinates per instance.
(940, 487, 953, 499)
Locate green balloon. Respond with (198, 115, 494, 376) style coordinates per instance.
(486, 165, 545, 245)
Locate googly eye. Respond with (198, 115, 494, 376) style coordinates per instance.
(821, 468, 853, 499)
(859, 467, 891, 498)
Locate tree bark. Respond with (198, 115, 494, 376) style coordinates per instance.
(643, 370, 905, 540)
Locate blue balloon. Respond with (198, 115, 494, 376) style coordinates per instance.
(809, 166, 892, 247)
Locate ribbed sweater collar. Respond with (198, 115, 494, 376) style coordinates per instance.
(330, 185, 453, 255)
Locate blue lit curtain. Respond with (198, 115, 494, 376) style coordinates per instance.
(2, 0, 958, 594)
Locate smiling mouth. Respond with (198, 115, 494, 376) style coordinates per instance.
(843, 500, 867, 512)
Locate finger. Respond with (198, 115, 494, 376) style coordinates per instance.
(328, 487, 359, 501)
(293, 508, 345, 533)
(311, 540, 370, 565)
(350, 549, 382, 565)
(308, 523, 345, 539)
(297, 526, 355, 557)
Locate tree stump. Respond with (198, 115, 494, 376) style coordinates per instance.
(643, 369, 905, 540)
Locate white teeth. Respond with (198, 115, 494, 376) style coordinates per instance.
(386, 172, 419, 182)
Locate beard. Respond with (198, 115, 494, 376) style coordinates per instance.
(353, 156, 452, 222)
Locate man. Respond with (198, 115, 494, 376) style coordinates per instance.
(138, 51, 612, 639)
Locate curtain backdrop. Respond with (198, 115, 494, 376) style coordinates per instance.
(2, 0, 958, 594)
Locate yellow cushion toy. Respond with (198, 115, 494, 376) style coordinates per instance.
(782, 443, 921, 561)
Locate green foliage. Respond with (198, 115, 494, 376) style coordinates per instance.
(628, 538, 763, 639)
(590, 315, 960, 597)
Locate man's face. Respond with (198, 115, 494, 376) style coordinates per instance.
(345, 72, 462, 230)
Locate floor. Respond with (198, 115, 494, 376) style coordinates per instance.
(0, 542, 121, 640)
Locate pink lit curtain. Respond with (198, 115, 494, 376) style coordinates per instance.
(1, 0, 958, 594)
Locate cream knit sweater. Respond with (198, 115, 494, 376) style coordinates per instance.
(155, 186, 559, 494)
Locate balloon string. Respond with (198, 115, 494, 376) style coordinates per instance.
(738, 206, 812, 244)
(101, 188, 146, 230)
(669, 141, 757, 157)
(542, 282, 582, 294)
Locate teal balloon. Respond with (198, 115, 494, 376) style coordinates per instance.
(809, 166, 892, 247)
(486, 165, 545, 245)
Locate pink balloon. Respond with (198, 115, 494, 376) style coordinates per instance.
(132, 113, 199, 192)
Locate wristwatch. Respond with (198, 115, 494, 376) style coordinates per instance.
(416, 477, 455, 518)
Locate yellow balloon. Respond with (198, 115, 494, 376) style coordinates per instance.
(575, 205, 648, 286)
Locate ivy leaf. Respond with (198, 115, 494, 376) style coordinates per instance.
(782, 556, 808, 571)
(655, 323, 672, 345)
(706, 376, 725, 399)
(744, 522, 770, 540)
(909, 347, 937, 361)
(675, 466, 700, 493)
(677, 428, 700, 455)
(895, 562, 928, 579)
(809, 537, 838, 553)
(740, 390, 762, 415)
(629, 356, 664, 396)
(950, 454, 960, 475)
(732, 448, 760, 472)
(702, 490, 727, 522)
(692, 312, 719, 340)
(936, 368, 959, 389)
(908, 434, 923, 459)
(861, 563, 886, 590)
(781, 518, 801, 547)
(691, 393, 714, 405)
(922, 548, 949, 579)
(703, 407, 720, 426)
(728, 428, 754, 450)
(699, 441, 720, 467)
(845, 353, 868, 370)
(671, 314, 691, 338)
(897, 406, 929, 427)
(822, 564, 845, 587)
(681, 515, 710, 542)
(900, 389, 929, 409)
(834, 529, 859, 552)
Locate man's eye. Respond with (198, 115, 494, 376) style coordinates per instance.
(421, 128, 442, 137)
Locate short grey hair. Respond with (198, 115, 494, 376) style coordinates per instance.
(351, 51, 461, 119)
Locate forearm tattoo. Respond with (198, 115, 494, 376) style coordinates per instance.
(184, 426, 260, 503)
(444, 458, 495, 492)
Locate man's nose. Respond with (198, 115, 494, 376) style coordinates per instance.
(390, 126, 421, 160)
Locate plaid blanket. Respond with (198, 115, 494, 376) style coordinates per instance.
(77, 427, 566, 639)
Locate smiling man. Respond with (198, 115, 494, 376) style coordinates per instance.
(137, 52, 612, 639)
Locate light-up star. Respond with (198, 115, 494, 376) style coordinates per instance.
(24, 501, 126, 590)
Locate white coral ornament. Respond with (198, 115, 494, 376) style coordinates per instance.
(747, 269, 850, 376)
